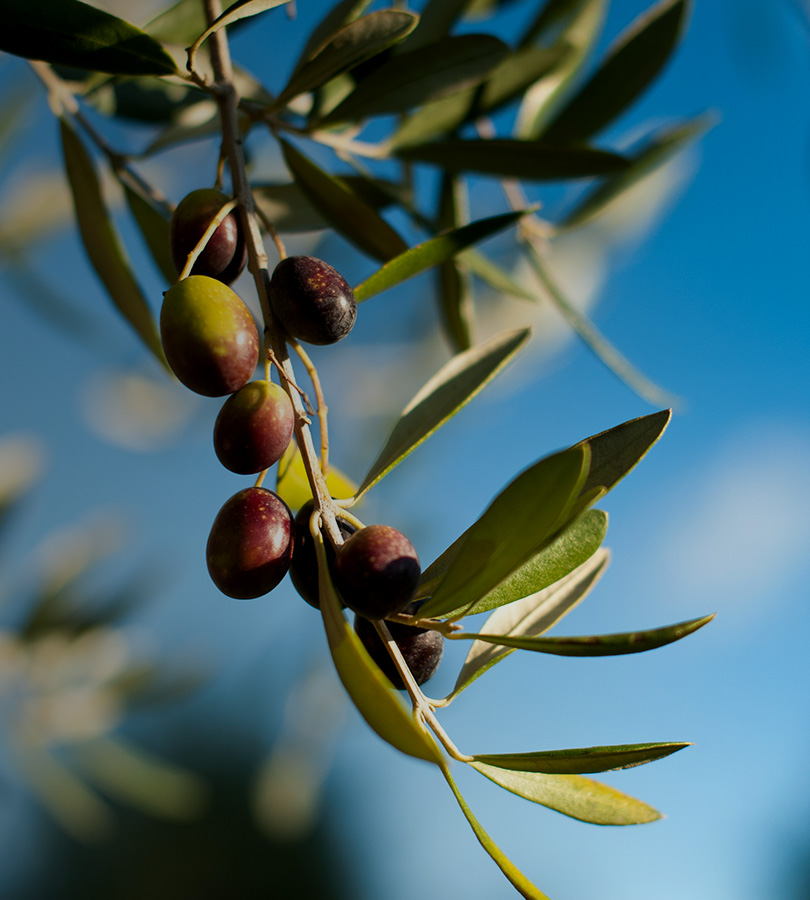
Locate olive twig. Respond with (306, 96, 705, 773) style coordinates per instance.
(288, 339, 329, 475)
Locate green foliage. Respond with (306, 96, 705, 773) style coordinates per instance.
(0, 0, 711, 895)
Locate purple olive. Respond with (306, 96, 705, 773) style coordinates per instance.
(290, 500, 357, 609)
(170, 188, 247, 284)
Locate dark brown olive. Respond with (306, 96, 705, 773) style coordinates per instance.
(354, 602, 443, 689)
(213, 381, 295, 475)
(206, 487, 294, 599)
(290, 500, 357, 609)
(268, 256, 356, 345)
(334, 524, 420, 620)
(170, 188, 247, 284)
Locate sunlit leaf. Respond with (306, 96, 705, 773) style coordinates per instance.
(354, 209, 531, 302)
(575, 409, 671, 501)
(397, 138, 627, 181)
(561, 115, 712, 229)
(145, 0, 208, 46)
(471, 762, 663, 824)
(441, 764, 553, 899)
(389, 89, 474, 149)
(541, 0, 690, 144)
(453, 613, 715, 656)
(281, 139, 407, 262)
(0, 0, 177, 75)
(59, 118, 165, 366)
(320, 34, 508, 125)
(458, 508, 607, 617)
(276, 10, 418, 106)
(517, 0, 606, 138)
(419, 445, 589, 618)
(478, 44, 569, 114)
(444, 549, 608, 700)
(318, 534, 443, 764)
(472, 741, 690, 774)
(355, 328, 530, 499)
(123, 186, 176, 285)
(276, 443, 356, 512)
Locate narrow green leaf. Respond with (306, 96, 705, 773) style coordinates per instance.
(517, 0, 606, 138)
(561, 115, 712, 229)
(0, 0, 176, 75)
(354, 209, 531, 302)
(145, 0, 208, 46)
(478, 45, 570, 115)
(445, 550, 609, 701)
(281, 139, 407, 262)
(320, 34, 508, 124)
(318, 533, 443, 764)
(355, 328, 530, 499)
(576, 409, 672, 500)
(295, 0, 375, 66)
(189, 0, 288, 71)
(419, 445, 589, 619)
(459, 508, 607, 617)
(396, 138, 627, 181)
(541, 0, 690, 144)
(436, 174, 473, 353)
(389, 88, 475, 149)
(123, 186, 176, 285)
(440, 764, 553, 900)
(471, 763, 663, 824)
(460, 249, 535, 301)
(454, 613, 715, 657)
(276, 10, 418, 106)
(403, 0, 480, 52)
(59, 118, 165, 366)
(472, 742, 691, 774)
(253, 182, 327, 232)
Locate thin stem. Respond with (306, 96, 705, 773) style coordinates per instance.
(201, 0, 343, 546)
(289, 339, 329, 475)
(374, 619, 471, 762)
(176, 198, 239, 281)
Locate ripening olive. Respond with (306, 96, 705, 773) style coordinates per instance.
(289, 500, 357, 609)
(354, 603, 444, 689)
(206, 487, 294, 599)
(334, 524, 420, 620)
(268, 256, 356, 345)
(170, 188, 247, 284)
(160, 275, 259, 397)
(213, 380, 295, 474)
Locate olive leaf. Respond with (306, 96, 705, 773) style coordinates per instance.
(418, 445, 590, 619)
(275, 10, 418, 107)
(319, 34, 508, 125)
(0, 0, 176, 75)
(396, 138, 627, 181)
(59, 118, 165, 367)
(440, 763, 553, 900)
(354, 328, 531, 499)
(460, 250, 535, 301)
(452, 613, 715, 657)
(470, 763, 663, 825)
(188, 0, 289, 71)
(318, 533, 443, 765)
(472, 741, 690, 774)
(294, 0, 375, 67)
(281, 139, 407, 262)
(353, 208, 533, 302)
(122, 186, 176, 285)
(541, 0, 690, 144)
(441, 548, 609, 702)
(436, 174, 473, 352)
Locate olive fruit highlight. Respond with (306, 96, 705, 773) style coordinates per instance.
(290, 500, 357, 609)
(160, 275, 259, 397)
(206, 487, 294, 599)
(170, 188, 247, 284)
(354, 603, 444, 689)
(213, 380, 295, 474)
(268, 256, 356, 345)
(334, 524, 420, 619)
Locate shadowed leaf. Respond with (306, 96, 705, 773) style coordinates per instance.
(0, 0, 176, 75)
(472, 741, 690, 774)
(123, 186, 176, 285)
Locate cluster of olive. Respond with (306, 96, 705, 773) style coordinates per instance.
(159, 189, 443, 689)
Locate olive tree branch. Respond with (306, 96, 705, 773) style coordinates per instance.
(201, 0, 344, 546)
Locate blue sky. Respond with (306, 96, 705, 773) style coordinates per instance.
(1, 1, 809, 898)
